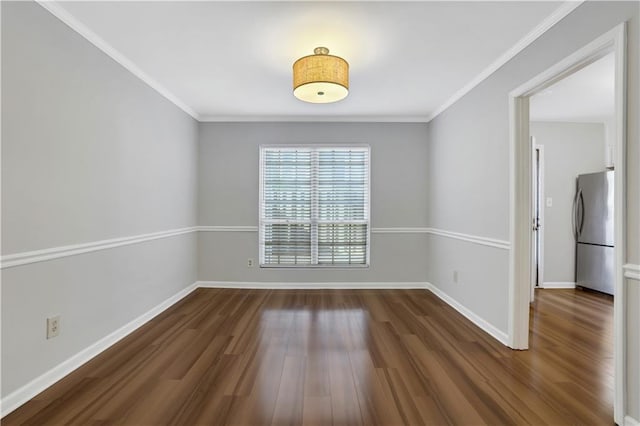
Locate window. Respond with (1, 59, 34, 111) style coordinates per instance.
(259, 145, 370, 267)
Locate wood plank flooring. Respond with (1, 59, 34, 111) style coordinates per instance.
(3, 288, 613, 425)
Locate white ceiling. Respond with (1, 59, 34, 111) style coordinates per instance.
(50, 1, 570, 121)
(530, 52, 615, 123)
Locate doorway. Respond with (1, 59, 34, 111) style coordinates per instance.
(508, 23, 627, 425)
(530, 50, 615, 294)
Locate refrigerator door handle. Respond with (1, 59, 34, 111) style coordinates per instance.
(572, 188, 581, 240)
(578, 189, 585, 236)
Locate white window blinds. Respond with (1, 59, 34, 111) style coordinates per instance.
(259, 146, 370, 266)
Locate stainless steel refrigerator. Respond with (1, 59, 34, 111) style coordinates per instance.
(573, 170, 614, 295)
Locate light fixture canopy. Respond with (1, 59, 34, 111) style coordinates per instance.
(293, 47, 349, 104)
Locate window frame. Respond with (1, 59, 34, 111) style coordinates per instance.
(259, 144, 371, 268)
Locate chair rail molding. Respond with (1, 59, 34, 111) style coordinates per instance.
(2, 225, 514, 269)
(371, 227, 430, 234)
(427, 228, 511, 250)
(623, 263, 640, 281)
(198, 226, 258, 232)
(1, 227, 198, 269)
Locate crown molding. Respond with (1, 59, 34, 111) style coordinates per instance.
(35, 1, 199, 120)
(198, 115, 430, 123)
(425, 1, 584, 122)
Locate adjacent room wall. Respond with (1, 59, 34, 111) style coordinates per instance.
(426, 2, 639, 419)
(530, 121, 607, 285)
(198, 122, 429, 283)
(1, 1, 198, 399)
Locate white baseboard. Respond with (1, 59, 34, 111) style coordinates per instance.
(0, 282, 198, 417)
(541, 281, 576, 289)
(626, 415, 640, 426)
(197, 281, 429, 290)
(426, 283, 509, 346)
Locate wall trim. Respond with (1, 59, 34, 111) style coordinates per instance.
(197, 281, 429, 290)
(425, 1, 583, 122)
(426, 283, 509, 346)
(198, 225, 511, 250)
(35, 1, 198, 120)
(0, 282, 199, 417)
(625, 415, 640, 426)
(372, 227, 430, 234)
(199, 115, 430, 123)
(199, 226, 433, 234)
(623, 263, 640, 281)
(541, 281, 576, 289)
(1, 227, 198, 269)
(427, 228, 511, 250)
(198, 225, 258, 232)
(2, 226, 513, 269)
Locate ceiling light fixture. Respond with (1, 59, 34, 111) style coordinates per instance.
(293, 47, 349, 103)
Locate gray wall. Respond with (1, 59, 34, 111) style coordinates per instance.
(426, 1, 639, 419)
(530, 121, 607, 284)
(198, 122, 429, 283)
(1, 2, 198, 398)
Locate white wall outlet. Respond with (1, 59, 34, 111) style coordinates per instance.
(546, 197, 553, 207)
(247, 258, 255, 267)
(453, 270, 459, 283)
(47, 316, 60, 339)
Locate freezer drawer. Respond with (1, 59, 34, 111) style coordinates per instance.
(576, 243, 614, 295)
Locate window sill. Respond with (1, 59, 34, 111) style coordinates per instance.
(259, 264, 370, 269)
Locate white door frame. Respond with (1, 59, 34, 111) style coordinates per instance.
(508, 23, 627, 424)
(530, 141, 544, 301)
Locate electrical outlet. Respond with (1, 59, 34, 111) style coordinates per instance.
(453, 270, 459, 283)
(47, 316, 60, 339)
(247, 258, 255, 267)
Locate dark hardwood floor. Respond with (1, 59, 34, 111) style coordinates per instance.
(3, 287, 613, 425)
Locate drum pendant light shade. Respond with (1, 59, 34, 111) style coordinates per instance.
(293, 47, 349, 103)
